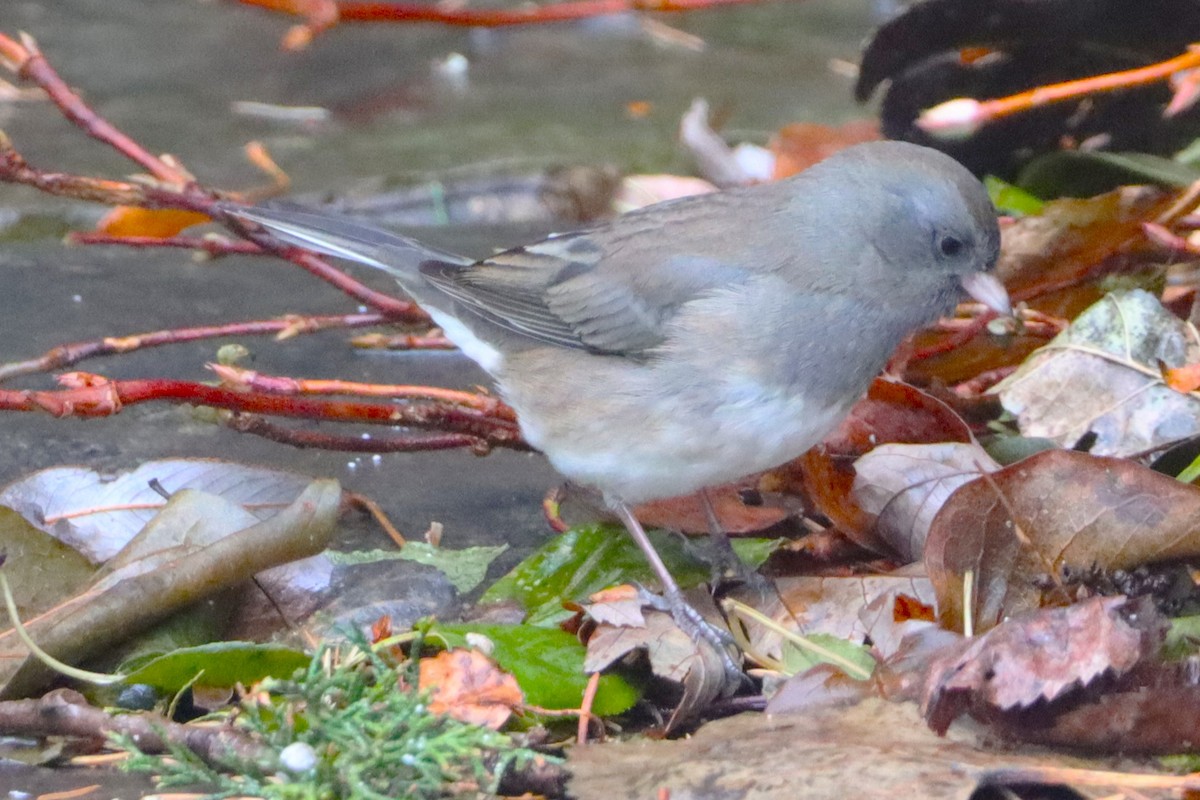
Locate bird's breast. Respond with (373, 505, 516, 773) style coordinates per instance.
(498, 350, 856, 504)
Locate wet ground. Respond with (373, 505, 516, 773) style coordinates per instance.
(0, 1, 875, 793)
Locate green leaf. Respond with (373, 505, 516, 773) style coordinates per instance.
(778, 633, 875, 678)
(983, 175, 1044, 216)
(481, 524, 779, 626)
(123, 642, 310, 691)
(1016, 150, 1200, 199)
(1177, 456, 1200, 485)
(981, 434, 1060, 466)
(429, 623, 640, 715)
(729, 537, 782, 570)
(1165, 615, 1200, 660)
(329, 543, 507, 594)
(0, 506, 95, 617)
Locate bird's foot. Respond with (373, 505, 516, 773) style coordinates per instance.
(637, 585, 745, 691)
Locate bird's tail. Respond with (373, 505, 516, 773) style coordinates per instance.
(221, 203, 472, 285)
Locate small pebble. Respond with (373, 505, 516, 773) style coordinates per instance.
(279, 741, 318, 774)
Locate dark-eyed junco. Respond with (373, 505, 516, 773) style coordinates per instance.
(225, 140, 1007, 661)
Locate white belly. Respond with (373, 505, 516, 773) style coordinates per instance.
(517, 382, 850, 504)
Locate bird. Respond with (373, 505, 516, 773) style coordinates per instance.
(223, 140, 1008, 667)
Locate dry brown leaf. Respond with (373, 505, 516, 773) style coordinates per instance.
(418, 648, 523, 730)
(997, 188, 1174, 318)
(998, 679, 1200, 754)
(634, 483, 787, 535)
(921, 596, 1166, 738)
(763, 662, 873, 715)
(857, 581, 939, 661)
(581, 584, 645, 627)
(926, 449, 1200, 632)
(793, 379, 973, 550)
(996, 289, 1200, 456)
(583, 588, 730, 729)
(0, 481, 340, 698)
(747, 575, 936, 665)
(852, 441, 1000, 562)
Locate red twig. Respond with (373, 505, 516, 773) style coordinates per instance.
(226, 414, 504, 453)
(0, 32, 190, 184)
(918, 45, 1200, 139)
(0, 314, 392, 383)
(351, 331, 456, 351)
(0, 138, 149, 206)
(1142, 221, 1200, 258)
(211, 363, 517, 420)
(952, 365, 1019, 398)
(908, 310, 997, 362)
(67, 231, 265, 256)
(239, 0, 770, 40)
(0, 372, 525, 444)
(0, 29, 523, 457)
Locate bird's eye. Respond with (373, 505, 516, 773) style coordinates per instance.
(938, 234, 964, 258)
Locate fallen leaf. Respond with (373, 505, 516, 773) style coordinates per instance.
(581, 584, 645, 627)
(481, 524, 775, 627)
(763, 662, 872, 715)
(995, 679, 1200, 754)
(419, 648, 523, 729)
(0, 480, 340, 698)
(921, 596, 1166, 737)
(0, 507, 94, 618)
(793, 379, 972, 550)
(95, 206, 210, 238)
(634, 484, 787, 535)
(0, 459, 323, 563)
(122, 642, 309, 693)
(748, 575, 936, 665)
(852, 441, 1000, 561)
(997, 188, 1174, 318)
(926, 448, 1200, 632)
(429, 623, 639, 716)
(996, 289, 1200, 456)
(768, 119, 880, 179)
(584, 588, 732, 729)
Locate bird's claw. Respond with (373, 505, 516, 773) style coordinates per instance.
(636, 585, 745, 691)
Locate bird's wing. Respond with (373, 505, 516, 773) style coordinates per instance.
(422, 223, 752, 355)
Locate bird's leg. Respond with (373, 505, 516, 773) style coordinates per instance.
(609, 498, 743, 680)
(699, 488, 738, 581)
(699, 488, 773, 593)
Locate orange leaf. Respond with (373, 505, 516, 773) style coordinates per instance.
(96, 206, 211, 238)
(769, 120, 879, 179)
(418, 648, 523, 729)
(1164, 361, 1200, 392)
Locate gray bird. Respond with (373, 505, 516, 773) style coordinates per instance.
(224, 140, 1007, 663)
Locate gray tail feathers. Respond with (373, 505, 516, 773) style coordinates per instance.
(220, 203, 472, 284)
